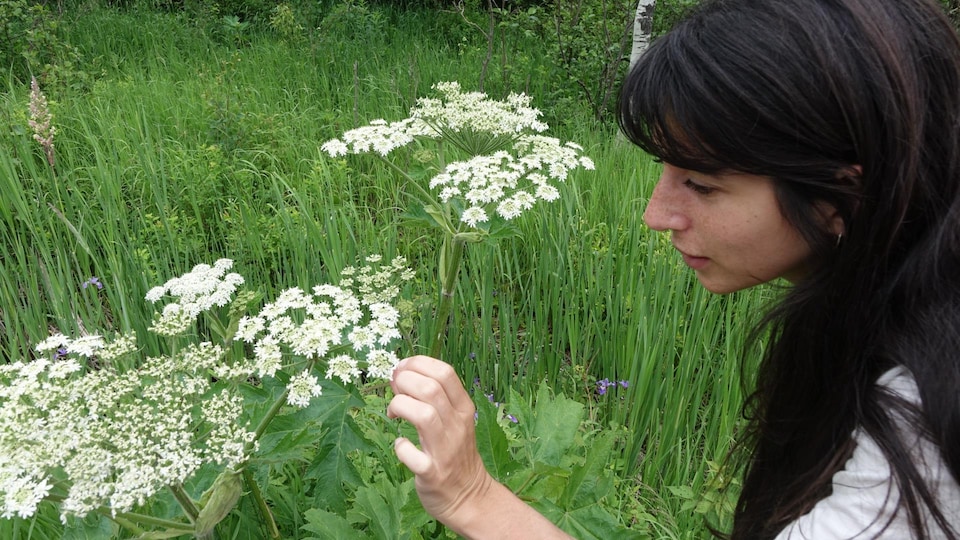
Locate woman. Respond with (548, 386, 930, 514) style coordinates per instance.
(387, 0, 960, 538)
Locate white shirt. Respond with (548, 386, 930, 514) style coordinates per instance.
(776, 366, 960, 539)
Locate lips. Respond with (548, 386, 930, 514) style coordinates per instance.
(676, 247, 710, 270)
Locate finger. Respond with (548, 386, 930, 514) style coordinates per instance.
(387, 393, 444, 431)
(392, 368, 459, 421)
(394, 437, 431, 475)
(394, 356, 474, 413)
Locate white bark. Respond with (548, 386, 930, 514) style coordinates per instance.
(629, 0, 657, 68)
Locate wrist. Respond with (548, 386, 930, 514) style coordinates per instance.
(443, 475, 570, 540)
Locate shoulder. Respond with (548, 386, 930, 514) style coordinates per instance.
(774, 367, 960, 539)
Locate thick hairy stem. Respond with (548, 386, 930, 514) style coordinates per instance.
(244, 468, 281, 539)
(430, 236, 466, 359)
(169, 483, 200, 523)
(106, 508, 196, 532)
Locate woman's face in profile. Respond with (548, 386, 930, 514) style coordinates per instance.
(643, 163, 814, 294)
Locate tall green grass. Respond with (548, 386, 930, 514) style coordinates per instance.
(0, 5, 774, 536)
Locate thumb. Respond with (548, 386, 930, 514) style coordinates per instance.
(394, 437, 432, 475)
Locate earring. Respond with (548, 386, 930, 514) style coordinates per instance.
(835, 233, 843, 247)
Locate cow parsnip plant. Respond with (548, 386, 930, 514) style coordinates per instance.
(0, 256, 413, 538)
(322, 81, 595, 357)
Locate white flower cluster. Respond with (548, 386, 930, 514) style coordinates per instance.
(321, 118, 430, 157)
(431, 136, 595, 226)
(320, 81, 546, 158)
(411, 81, 549, 136)
(234, 255, 413, 408)
(320, 82, 594, 229)
(286, 372, 323, 408)
(35, 332, 137, 361)
(1, 257, 413, 520)
(146, 259, 244, 336)
(0, 337, 254, 521)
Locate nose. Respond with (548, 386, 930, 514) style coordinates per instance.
(643, 166, 688, 232)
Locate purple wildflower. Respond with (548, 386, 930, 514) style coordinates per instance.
(596, 378, 629, 395)
(82, 277, 103, 290)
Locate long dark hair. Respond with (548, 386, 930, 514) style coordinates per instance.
(618, 0, 960, 538)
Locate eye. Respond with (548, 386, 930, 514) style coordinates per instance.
(684, 178, 715, 195)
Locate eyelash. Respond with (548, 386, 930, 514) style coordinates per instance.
(684, 178, 715, 195)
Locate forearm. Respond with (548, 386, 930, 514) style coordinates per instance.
(444, 477, 572, 540)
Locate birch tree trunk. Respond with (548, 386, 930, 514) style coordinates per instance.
(629, 0, 657, 68)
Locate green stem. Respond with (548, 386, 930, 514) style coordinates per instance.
(375, 154, 445, 212)
(243, 468, 281, 539)
(107, 509, 196, 532)
(430, 235, 466, 359)
(102, 513, 147, 536)
(169, 483, 200, 523)
(250, 387, 290, 451)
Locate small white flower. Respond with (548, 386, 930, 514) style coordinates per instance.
(1, 475, 51, 519)
(35, 334, 69, 353)
(286, 372, 322, 408)
(347, 326, 376, 350)
(47, 359, 82, 379)
(460, 206, 488, 227)
(535, 184, 560, 202)
(145, 286, 166, 303)
(321, 139, 348, 157)
(98, 334, 138, 361)
(67, 336, 105, 358)
(365, 349, 398, 380)
(496, 198, 523, 220)
(254, 337, 283, 377)
(325, 355, 361, 385)
(235, 316, 265, 342)
(149, 303, 193, 336)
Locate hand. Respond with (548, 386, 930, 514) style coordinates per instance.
(386, 355, 493, 528)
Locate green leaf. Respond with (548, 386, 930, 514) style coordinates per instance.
(559, 430, 617, 508)
(530, 382, 584, 467)
(399, 204, 444, 232)
(302, 381, 372, 513)
(255, 411, 327, 464)
(350, 485, 404, 540)
(301, 508, 367, 540)
(536, 498, 646, 540)
(665, 485, 695, 500)
(473, 394, 520, 480)
(398, 478, 435, 533)
(423, 203, 454, 234)
(483, 216, 523, 243)
(61, 513, 117, 540)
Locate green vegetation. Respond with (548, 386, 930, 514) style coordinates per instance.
(0, 0, 781, 537)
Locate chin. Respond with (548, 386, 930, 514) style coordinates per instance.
(695, 275, 759, 295)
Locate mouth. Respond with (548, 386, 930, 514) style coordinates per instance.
(675, 247, 710, 270)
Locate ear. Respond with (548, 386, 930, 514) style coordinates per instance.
(818, 165, 862, 236)
(816, 200, 845, 236)
(820, 165, 863, 236)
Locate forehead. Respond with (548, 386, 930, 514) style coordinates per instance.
(649, 115, 734, 175)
